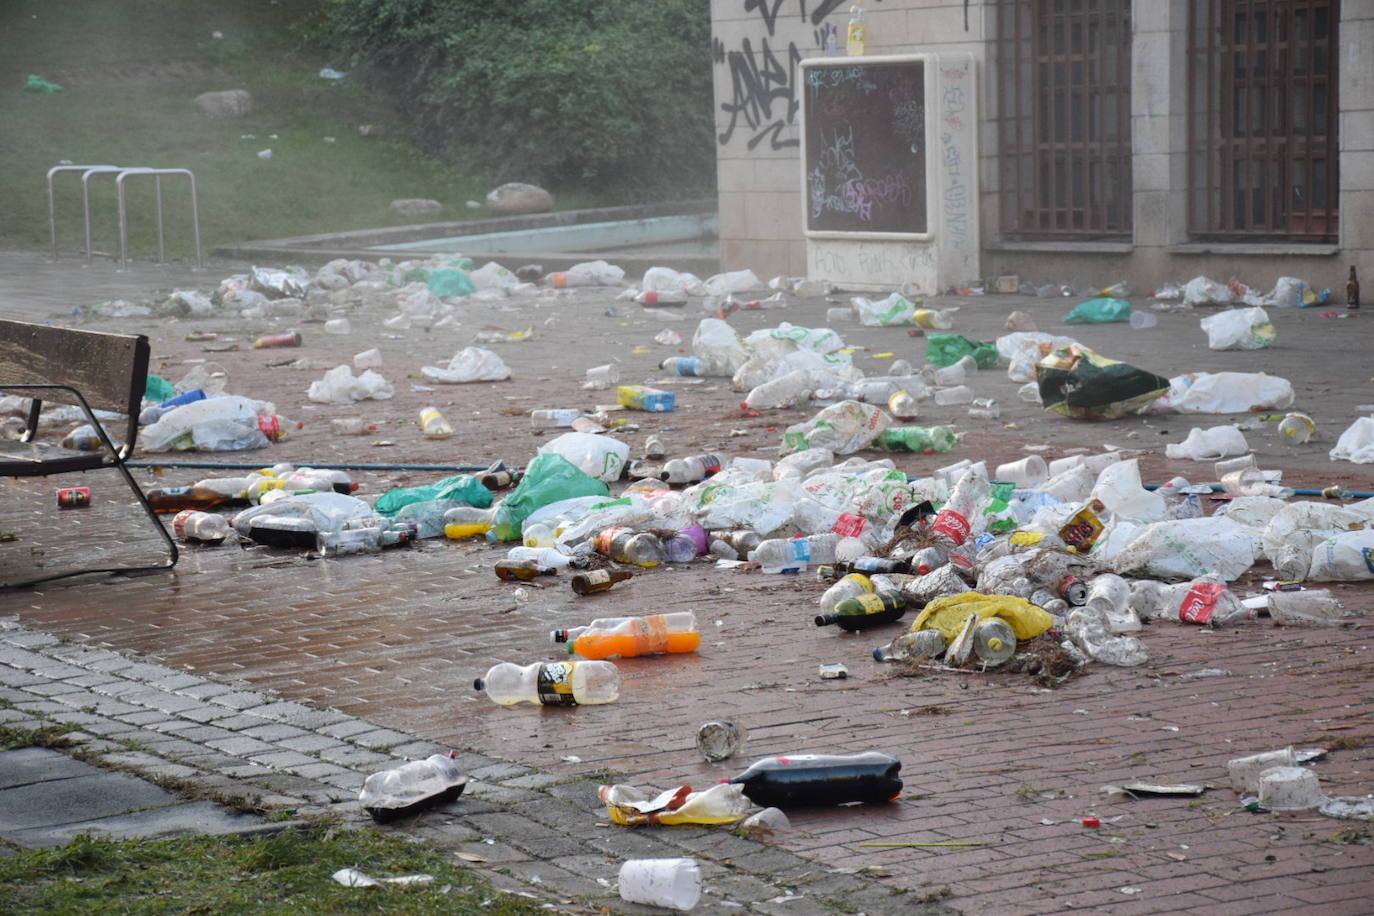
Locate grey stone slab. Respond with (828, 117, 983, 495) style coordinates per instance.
(205, 735, 275, 757)
(316, 719, 374, 740)
(0, 670, 45, 688)
(0, 708, 41, 725)
(26, 662, 87, 680)
(248, 750, 318, 770)
(277, 733, 348, 754)
(208, 691, 270, 710)
(148, 673, 205, 691)
(205, 713, 275, 731)
(388, 740, 449, 759)
(23, 681, 92, 698)
(117, 689, 211, 715)
(241, 702, 350, 730)
(113, 709, 167, 726)
(0, 769, 176, 831)
(12, 700, 71, 715)
(2, 632, 60, 649)
(7, 800, 266, 849)
(468, 761, 534, 782)
(347, 728, 414, 750)
(289, 761, 349, 780)
(0, 747, 92, 789)
(318, 745, 393, 769)
(177, 682, 235, 700)
(239, 723, 310, 742)
(60, 674, 123, 689)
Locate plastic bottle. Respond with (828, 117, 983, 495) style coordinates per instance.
(832, 556, 909, 575)
(171, 510, 230, 543)
(644, 434, 666, 459)
(570, 568, 633, 595)
(139, 388, 207, 425)
(359, 752, 467, 822)
(494, 559, 557, 582)
(473, 660, 620, 707)
(603, 784, 749, 829)
(420, 407, 453, 439)
(1085, 573, 1140, 633)
(660, 357, 706, 377)
(846, 3, 866, 56)
(878, 425, 957, 453)
(932, 466, 992, 546)
(1130, 578, 1250, 626)
(443, 506, 496, 539)
(818, 573, 874, 614)
(909, 546, 947, 575)
(748, 534, 840, 572)
(929, 355, 976, 387)
(480, 467, 523, 490)
(972, 619, 1017, 665)
(316, 525, 408, 557)
(815, 589, 907, 629)
(934, 385, 975, 406)
(556, 612, 700, 659)
(728, 751, 903, 807)
(873, 629, 946, 662)
(744, 371, 816, 409)
(661, 454, 722, 485)
(505, 546, 587, 570)
(665, 533, 700, 563)
(913, 308, 954, 330)
(594, 527, 664, 567)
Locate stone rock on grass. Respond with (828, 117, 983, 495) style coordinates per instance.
(485, 183, 553, 215)
(195, 89, 252, 118)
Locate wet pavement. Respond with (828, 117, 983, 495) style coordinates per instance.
(1, 247, 1372, 913)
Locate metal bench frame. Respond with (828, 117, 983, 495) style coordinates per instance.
(0, 319, 178, 587)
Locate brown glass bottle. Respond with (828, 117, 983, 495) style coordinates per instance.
(570, 569, 633, 595)
(494, 559, 557, 582)
(145, 485, 235, 514)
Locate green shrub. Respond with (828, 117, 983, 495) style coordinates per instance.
(325, 0, 715, 197)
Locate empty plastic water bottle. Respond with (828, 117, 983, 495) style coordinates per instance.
(420, 407, 453, 439)
(474, 660, 620, 706)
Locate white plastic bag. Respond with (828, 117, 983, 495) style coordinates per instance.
(691, 318, 750, 376)
(1150, 372, 1294, 414)
(1308, 530, 1374, 581)
(1262, 503, 1371, 575)
(1200, 307, 1276, 350)
(1182, 276, 1233, 307)
(420, 347, 510, 383)
(1165, 425, 1250, 460)
(140, 395, 275, 452)
(641, 266, 707, 296)
(703, 269, 762, 297)
(692, 479, 803, 536)
(1330, 417, 1374, 464)
(1112, 516, 1261, 582)
(538, 432, 629, 483)
(307, 365, 395, 403)
(1090, 459, 1165, 521)
(1266, 277, 1307, 308)
(849, 293, 916, 326)
(780, 400, 892, 456)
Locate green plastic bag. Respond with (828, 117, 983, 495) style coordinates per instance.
(144, 374, 174, 402)
(374, 474, 492, 516)
(489, 453, 609, 541)
(1063, 297, 1131, 324)
(1036, 344, 1170, 420)
(926, 334, 998, 369)
(24, 74, 63, 93)
(427, 269, 476, 298)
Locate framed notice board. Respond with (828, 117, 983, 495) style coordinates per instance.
(800, 56, 931, 239)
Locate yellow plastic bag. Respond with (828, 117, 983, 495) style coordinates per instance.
(600, 783, 750, 826)
(910, 592, 1055, 643)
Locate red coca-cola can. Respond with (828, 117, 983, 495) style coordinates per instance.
(1057, 575, 1089, 606)
(257, 415, 284, 440)
(57, 487, 91, 509)
(253, 332, 302, 349)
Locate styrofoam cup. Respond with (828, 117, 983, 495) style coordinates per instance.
(619, 858, 701, 911)
(1258, 766, 1323, 810)
(995, 455, 1049, 488)
(1227, 747, 1297, 794)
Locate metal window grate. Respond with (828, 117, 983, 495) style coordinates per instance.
(996, 0, 1133, 239)
(1188, 0, 1340, 240)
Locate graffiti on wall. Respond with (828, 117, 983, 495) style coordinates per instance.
(938, 63, 971, 250)
(716, 0, 883, 151)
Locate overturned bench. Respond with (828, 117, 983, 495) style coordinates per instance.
(0, 318, 177, 587)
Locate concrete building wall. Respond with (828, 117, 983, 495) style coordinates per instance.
(711, 0, 1370, 294)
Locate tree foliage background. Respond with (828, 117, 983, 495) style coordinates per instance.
(326, 0, 715, 197)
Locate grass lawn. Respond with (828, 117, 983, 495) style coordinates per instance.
(0, 825, 553, 915)
(0, 0, 605, 260)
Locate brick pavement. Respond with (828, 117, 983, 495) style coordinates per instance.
(1, 249, 1372, 913)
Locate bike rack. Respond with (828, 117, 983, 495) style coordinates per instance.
(46, 164, 118, 260)
(115, 168, 203, 271)
(46, 164, 203, 270)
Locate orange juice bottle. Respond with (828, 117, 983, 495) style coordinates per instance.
(556, 612, 700, 660)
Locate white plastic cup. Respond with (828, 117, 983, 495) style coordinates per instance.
(353, 348, 384, 369)
(995, 455, 1049, 488)
(324, 318, 352, 335)
(619, 858, 702, 911)
(584, 364, 619, 389)
(1129, 311, 1158, 329)
(330, 417, 366, 435)
(1214, 453, 1257, 478)
(1220, 467, 1267, 497)
(1258, 766, 1324, 810)
(1278, 413, 1316, 444)
(1227, 747, 1297, 793)
(1048, 454, 1086, 476)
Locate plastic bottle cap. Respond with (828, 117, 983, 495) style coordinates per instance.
(472, 678, 485, 691)
(1082, 816, 1100, 828)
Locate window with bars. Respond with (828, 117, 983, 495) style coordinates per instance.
(1188, 0, 1339, 240)
(996, 0, 1133, 239)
